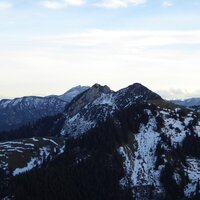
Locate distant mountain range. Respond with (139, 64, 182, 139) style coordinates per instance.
(171, 98, 200, 107)
(171, 98, 200, 112)
(1, 84, 200, 133)
(0, 83, 200, 200)
(0, 86, 89, 131)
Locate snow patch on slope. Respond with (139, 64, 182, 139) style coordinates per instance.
(131, 115, 161, 188)
(13, 157, 39, 176)
(118, 146, 133, 189)
(61, 113, 96, 138)
(93, 94, 118, 110)
(0, 137, 65, 176)
(118, 111, 164, 197)
(184, 158, 200, 197)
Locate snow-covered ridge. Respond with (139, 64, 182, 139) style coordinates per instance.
(0, 86, 89, 131)
(60, 83, 162, 138)
(0, 85, 89, 109)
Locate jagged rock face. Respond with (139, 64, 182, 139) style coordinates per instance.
(0, 86, 89, 131)
(65, 84, 111, 117)
(60, 83, 162, 137)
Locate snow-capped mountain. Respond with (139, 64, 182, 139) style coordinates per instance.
(0, 86, 89, 131)
(55, 84, 199, 199)
(60, 83, 161, 137)
(0, 83, 200, 200)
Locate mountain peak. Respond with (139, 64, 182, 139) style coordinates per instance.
(91, 83, 111, 94)
(126, 82, 154, 92)
(65, 83, 112, 117)
(117, 83, 161, 99)
(129, 82, 144, 88)
(114, 83, 162, 109)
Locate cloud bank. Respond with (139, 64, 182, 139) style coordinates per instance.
(36, 29, 200, 48)
(39, 0, 147, 9)
(0, 1, 13, 10)
(95, 0, 147, 9)
(1, 29, 200, 98)
(40, 0, 85, 9)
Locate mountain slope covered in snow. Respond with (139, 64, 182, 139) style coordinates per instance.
(0, 83, 200, 200)
(60, 83, 161, 137)
(4, 99, 200, 200)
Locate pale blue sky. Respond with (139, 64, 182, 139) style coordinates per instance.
(0, 0, 200, 99)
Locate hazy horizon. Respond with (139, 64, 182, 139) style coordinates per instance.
(1, 82, 200, 101)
